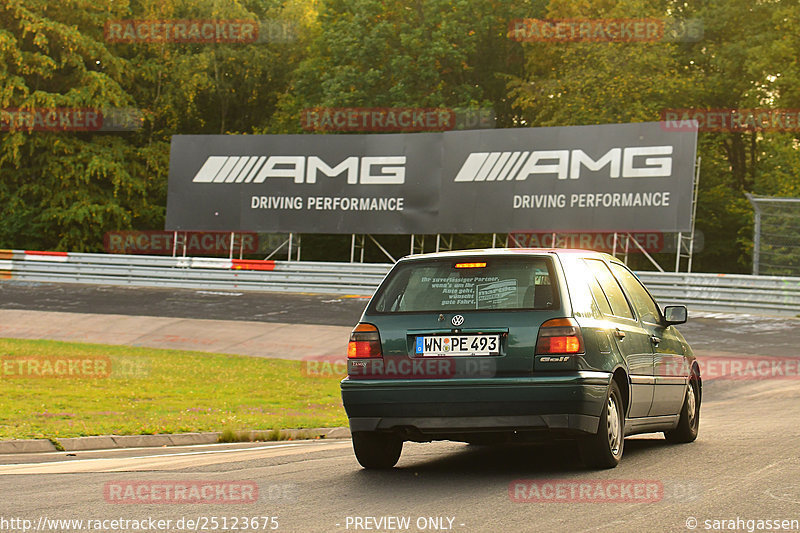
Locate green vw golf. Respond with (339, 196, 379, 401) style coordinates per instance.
(340, 248, 701, 469)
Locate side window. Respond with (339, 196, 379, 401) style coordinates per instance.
(558, 256, 601, 318)
(585, 259, 635, 320)
(608, 263, 662, 324)
(585, 267, 613, 317)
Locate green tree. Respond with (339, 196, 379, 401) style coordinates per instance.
(0, 0, 307, 251)
(0, 0, 160, 250)
(507, 0, 798, 272)
(271, 0, 538, 132)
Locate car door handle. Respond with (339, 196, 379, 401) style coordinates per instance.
(613, 328, 626, 339)
(650, 335, 661, 345)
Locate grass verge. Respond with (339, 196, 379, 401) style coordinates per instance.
(0, 338, 347, 440)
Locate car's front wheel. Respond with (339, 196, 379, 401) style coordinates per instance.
(664, 375, 700, 443)
(352, 431, 403, 469)
(579, 380, 624, 469)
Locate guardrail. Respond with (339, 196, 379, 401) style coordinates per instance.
(0, 250, 391, 295)
(1, 250, 799, 315)
(636, 271, 800, 315)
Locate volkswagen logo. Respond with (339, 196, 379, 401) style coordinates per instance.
(451, 315, 465, 327)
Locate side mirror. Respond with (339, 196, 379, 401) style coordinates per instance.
(663, 305, 687, 325)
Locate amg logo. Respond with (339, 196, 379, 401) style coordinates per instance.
(454, 146, 673, 182)
(191, 155, 406, 184)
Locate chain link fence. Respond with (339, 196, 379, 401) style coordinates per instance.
(747, 194, 800, 276)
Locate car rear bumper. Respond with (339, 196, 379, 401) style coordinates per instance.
(341, 371, 612, 436)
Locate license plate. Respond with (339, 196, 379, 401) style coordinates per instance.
(415, 335, 500, 356)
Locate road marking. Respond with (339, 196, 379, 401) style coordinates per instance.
(0, 440, 304, 460)
(0, 440, 351, 475)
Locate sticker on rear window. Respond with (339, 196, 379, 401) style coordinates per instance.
(476, 280, 517, 309)
(372, 257, 556, 312)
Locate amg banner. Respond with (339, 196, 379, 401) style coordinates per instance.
(165, 122, 697, 233)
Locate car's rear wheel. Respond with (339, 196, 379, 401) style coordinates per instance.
(664, 375, 700, 443)
(352, 431, 403, 469)
(579, 380, 624, 469)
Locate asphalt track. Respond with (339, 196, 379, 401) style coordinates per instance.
(0, 280, 796, 358)
(1, 281, 800, 532)
(0, 281, 370, 326)
(1, 382, 799, 532)
(0, 281, 367, 358)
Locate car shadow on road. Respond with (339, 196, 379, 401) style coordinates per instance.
(345, 436, 678, 488)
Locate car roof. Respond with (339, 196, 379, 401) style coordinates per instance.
(398, 247, 617, 263)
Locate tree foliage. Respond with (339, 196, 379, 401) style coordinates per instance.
(1, 0, 799, 271)
(507, 0, 800, 272)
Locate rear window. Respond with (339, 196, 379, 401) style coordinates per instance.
(370, 257, 557, 313)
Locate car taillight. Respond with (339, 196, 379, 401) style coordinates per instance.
(536, 318, 584, 355)
(347, 323, 383, 358)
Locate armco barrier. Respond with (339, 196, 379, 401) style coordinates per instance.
(0, 250, 391, 295)
(1, 250, 799, 314)
(636, 271, 800, 315)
